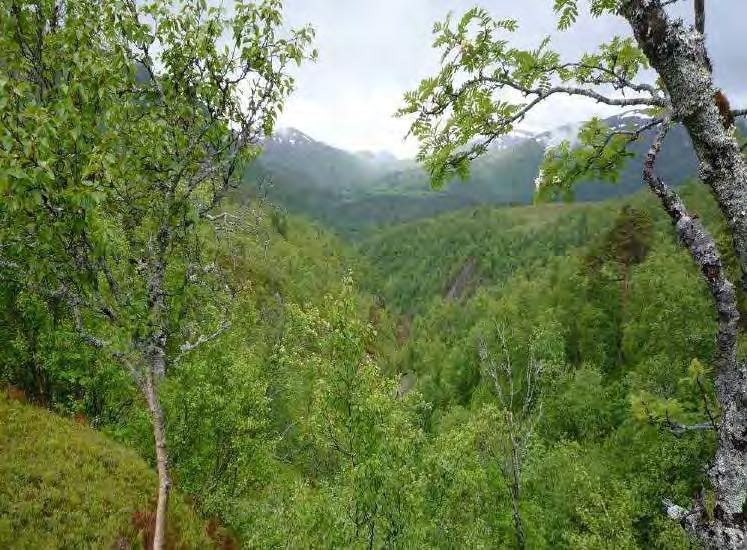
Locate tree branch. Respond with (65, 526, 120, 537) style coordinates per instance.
(694, 0, 705, 35)
(509, 81, 663, 107)
(642, 117, 739, 373)
(663, 497, 704, 533)
(640, 399, 715, 436)
(662, 412, 714, 435)
(549, 62, 661, 96)
(695, 374, 719, 431)
(435, 73, 664, 124)
(640, 113, 745, 547)
(177, 320, 230, 355)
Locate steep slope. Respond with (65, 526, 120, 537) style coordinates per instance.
(359, 201, 612, 312)
(353, 185, 723, 548)
(241, 128, 390, 222)
(0, 393, 209, 548)
(359, 181, 727, 313)
(241, 128, 546, 233)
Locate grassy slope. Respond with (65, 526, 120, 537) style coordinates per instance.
(0, 393, 209, 549)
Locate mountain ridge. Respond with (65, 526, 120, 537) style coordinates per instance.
(243, 117, 743, 235)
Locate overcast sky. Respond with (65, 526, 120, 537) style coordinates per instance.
(277, 1, 746, 157)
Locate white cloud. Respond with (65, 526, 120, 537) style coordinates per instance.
(281, 87, 420, 156)
(277, 0, 745, 157)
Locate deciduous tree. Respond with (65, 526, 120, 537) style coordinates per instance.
(401, 0, 746, 546)
(0, 1, 314, 547)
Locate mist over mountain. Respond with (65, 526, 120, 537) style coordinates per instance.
(243, 116, 742, 236)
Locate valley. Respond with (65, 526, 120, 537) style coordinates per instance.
(240, 114, 724, 236)
(3, 1, 747, 548)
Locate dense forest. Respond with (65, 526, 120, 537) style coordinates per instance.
(2, 0, 747, 549)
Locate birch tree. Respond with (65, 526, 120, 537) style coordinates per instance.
(401, 0, 746, 547)
(478, 326, 548, 550)
(0, 1, 314, 547)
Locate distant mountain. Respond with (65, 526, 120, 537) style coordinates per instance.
(355, 150, 401, 165)
(239, 126, 546, 233)
(240, 128, 384, 221)
(250, 127, 380, 194)
(240, 119, 744, 236)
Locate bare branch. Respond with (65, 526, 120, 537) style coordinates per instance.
(694, 0, 705, 34)
(662, 410, 715, 435)
(666, 421, 714, 434)
(478, 336, 507, 408)
(177, 319, 231, 355)
(640, 404, 714, 436)
(642, 117, 739, 373)
(477, 324, 537, 550)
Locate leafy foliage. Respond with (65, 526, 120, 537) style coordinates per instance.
(399, 1, 661, 195)
(1, 1, 742, 548)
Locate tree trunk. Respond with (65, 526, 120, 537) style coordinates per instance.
(694, 0, 705, 35)
(144, 226, 171, 549)
(622, 0, 747, 290)
(506, 412, 526, 550)
(631, 43, 746, 543)
(144, 369, 170, 550)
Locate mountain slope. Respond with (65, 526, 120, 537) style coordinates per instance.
(0, 393, 209, 548)
(241, 117, 743, 235)
(241, 128, 387, 218)
(359, 201, 610, 312)
(351, 184, 721, 549)
(359, 180, 727, 314)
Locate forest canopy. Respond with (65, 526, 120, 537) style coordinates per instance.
(1, 1, 746, 549)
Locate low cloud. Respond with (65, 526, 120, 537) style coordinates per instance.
(278, 0, 746, 157)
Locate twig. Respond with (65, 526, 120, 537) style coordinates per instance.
(695, 374, 719, 431)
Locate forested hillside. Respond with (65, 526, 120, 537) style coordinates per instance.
(360, 202, 606, 311)
(3, 0, 747, 549)
(243, 116, 747, 236)
(2, 182, 730, 547)
(354, 184, 727, 547)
